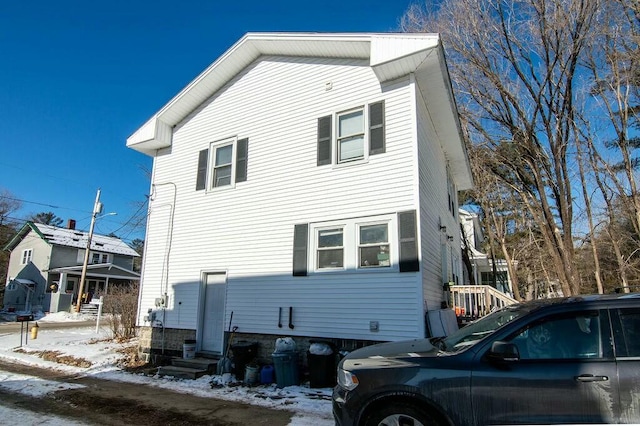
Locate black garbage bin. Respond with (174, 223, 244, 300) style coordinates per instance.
(231, 341, 258, 380)
(307, 340, 337, 388)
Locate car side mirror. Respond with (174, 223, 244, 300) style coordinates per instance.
(488, 341, 520, 362)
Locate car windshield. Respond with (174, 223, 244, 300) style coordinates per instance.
(435, 304, 532, 353)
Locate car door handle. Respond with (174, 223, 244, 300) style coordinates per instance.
(575, 374, 609, 382)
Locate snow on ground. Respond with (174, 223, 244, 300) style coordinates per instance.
(0, 312, 334, 426)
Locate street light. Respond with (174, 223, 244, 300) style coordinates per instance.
(75, 189, 116, 313)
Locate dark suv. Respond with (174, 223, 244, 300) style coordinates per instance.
(333, 293, 640, 425)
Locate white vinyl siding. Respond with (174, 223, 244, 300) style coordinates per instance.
(139, 56, 424, 341)
(415, 79, 462, 310)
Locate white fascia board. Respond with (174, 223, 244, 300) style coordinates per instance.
(126, 116, 172, 155)
(415, 45, 473, 190)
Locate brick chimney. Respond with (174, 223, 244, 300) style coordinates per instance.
(67, 219, 76, 230)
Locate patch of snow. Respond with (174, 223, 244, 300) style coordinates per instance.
(0, 312, 334, 426)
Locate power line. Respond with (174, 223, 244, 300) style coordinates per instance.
(0, 196, 91, 214)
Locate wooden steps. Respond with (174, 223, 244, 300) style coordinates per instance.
(157, 357, 218, 380)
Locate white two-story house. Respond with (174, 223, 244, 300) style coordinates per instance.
(127, 33, 473, 358)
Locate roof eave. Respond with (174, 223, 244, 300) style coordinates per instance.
(127, 32, 442, 156)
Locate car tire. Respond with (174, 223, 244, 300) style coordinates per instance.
(363, 402, 440, 426)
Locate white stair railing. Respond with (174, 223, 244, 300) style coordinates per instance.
(450, 285, 518, 323)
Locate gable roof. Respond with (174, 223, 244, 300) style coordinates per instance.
(3, 222, 140, 257)
(127, 32, 473, 190)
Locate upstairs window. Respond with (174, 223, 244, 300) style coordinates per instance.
(317, 100, 385, 166)
(338, 108, 365, 163)
(213, 143, 233, 187)
(195, 137, 248, 191)
(88, 251, 110, 264)
(21, 249, 33, 265)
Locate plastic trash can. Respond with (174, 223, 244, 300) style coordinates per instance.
(183, 339, 196, 359)
(260, 364, 275, 384)
(272, 351, 299, 388)
(231, 341, 258, 380)
(307, 341, 337, 388)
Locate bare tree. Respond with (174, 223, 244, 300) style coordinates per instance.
(403, 0, 637, 295)
(0, 190, 22, 289)
(102, 282, 139, 340)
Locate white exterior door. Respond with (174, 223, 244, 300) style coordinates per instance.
(200, 272, 226, 354)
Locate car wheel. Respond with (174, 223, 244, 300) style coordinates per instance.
(363, 402, 439, 426)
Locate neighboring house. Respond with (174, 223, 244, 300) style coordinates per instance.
(127, 33, 473, 358)
(459, 209, 514, 296)
(3, 220, 140, 313)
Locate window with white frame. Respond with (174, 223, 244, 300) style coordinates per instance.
(294, 211, 418, 276)
(317, 100, 385, 166)
(311, 216, 395, 272)
(21, 249, 33, 265)
(212, 142, 234, 188)
(89, 252, 110, 264)
(358, 223, 390, 268)
(317, 227, 344, 269)
(195, 137, 249, 191)
(337, 108, 365, 163)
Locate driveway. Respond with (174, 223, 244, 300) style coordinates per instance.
(0, 358, 294, 425)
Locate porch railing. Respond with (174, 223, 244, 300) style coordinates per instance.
(450, 285, 518, 323)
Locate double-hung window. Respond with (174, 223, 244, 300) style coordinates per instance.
(195, 137, 249, 191)
(337, 108, 365, 163)
(212, 142, 234, 188)
(358, 223, 390, 268)
(317, 227, 344, 269)
(317, 100, 385, 166)
(21, 249, 33, 265)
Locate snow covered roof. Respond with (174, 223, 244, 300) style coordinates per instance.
(4, 222, 140, 257)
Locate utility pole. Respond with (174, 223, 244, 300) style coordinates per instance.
(76, 189, 102, 313)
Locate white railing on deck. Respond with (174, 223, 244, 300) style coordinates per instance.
(450, 285, 518, 323)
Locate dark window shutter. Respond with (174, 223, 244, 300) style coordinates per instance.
(293, 224, 308, 276)
(317, 116, 332, 166)
(196, 149, 208, 190)
(398, 210, 419, 272)
(369, 101, 385, 155)
(235, 138, 248, 183)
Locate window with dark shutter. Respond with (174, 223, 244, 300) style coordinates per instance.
(317, 116, 332, 166)
(235, 138, 248, 183)
(398, 210, 419, 272)
(196, 149, 208, 190)
(293, 224, 309, 276)
(369, 101, 385, 155)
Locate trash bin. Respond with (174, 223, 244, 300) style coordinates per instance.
(272, 351, 299, 388)
(260, 364, 275, 384)
(231, 341, 258, 380)
(183, 339, 196, 359)
(307, 341, 337, 388)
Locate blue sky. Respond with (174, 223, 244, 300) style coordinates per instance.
(0, 0, 412, 243)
